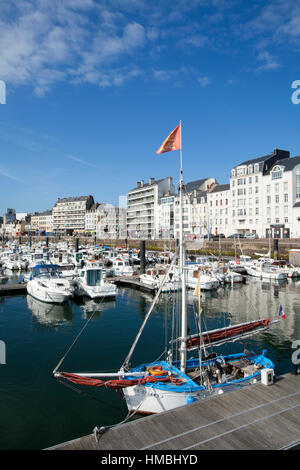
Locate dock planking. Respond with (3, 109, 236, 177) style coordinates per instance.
(47, 372, 300, 451)
(110, 276, 156, 293)
(0, 283, 27, 296)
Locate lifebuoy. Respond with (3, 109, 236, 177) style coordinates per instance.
(148, 366, 168, 376)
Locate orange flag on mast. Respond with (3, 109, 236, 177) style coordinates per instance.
(156, 123, 181, 154)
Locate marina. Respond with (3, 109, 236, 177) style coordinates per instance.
(0, 248, 299, 450)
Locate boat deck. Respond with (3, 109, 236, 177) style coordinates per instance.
(47, 372, 300, 450)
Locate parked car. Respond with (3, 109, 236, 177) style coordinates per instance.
(244, 233, 258, 239)
(227, 233, 244, 238)
(212, 233, 226, 240)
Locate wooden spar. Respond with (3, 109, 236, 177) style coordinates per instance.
(186, 318, 271, 351)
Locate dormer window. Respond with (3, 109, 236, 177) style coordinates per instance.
(248, 165, 253, 174)
(237, 166, 246, 176)
(231, 169, 236, 178)
(254, 163, 259, 173)
(271, 166, 283, 180)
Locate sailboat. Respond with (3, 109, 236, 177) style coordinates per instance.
(53, 123, 279, 415)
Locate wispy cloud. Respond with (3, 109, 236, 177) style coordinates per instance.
(64, 154, 101, 169)
(256, 51, 280, 72)
(0, 168, 23, 182)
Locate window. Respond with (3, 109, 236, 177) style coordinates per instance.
(275, 183, 279, 193)
(255, 176, 259, 183)
(267, 196, 271, 204)
(267, 185, 270, 193)
(255, 186, 259, 193)
(272, 166, 283, 179)
(284, 182, 288, 192)
(284, 194, 288, 202)
(249, 177, 252, 184)
(275, 195, 279, 203)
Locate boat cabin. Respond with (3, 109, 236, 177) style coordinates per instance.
(79, 267, 104, 286)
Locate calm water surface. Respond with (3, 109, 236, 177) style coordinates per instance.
(0, 272, 299, 449)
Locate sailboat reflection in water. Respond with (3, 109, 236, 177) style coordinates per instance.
(53, 123, 282, 416)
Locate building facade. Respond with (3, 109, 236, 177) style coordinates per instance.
(31, 210, 53, 234)
(52, 195, 94, 235)
(96, 204, 127, 239)
(127, 177, 175, 239)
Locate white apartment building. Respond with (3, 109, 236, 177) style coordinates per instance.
(207, 184, 230, 236)
(230, 148, 300, 238)
(190, 190, 208, 237)
(52, 195, 94, 235)
(96, 203, 127, 239)
(127, 177, 175, 239)
(156, 193, 175, 239)
(173, 178, 217, 239)
(85, 203, 100, 235)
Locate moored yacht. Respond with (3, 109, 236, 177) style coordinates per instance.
(73, 266, 117, 299)
(26, 264, 73, 304)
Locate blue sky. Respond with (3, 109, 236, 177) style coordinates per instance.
(1, 0, 300, 214)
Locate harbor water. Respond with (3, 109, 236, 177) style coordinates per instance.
(0, 274, 299, 449)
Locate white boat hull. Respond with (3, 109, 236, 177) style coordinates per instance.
(74, 282, 117, 299)
(122, 376, 260, 415)
(27, 280, 72, 304)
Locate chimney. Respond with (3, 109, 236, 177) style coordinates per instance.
(149, 177, 155, 185)
(140, 180, 144, 187)
(137, 181, 141, 188)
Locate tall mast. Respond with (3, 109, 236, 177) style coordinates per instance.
(179, 121, 187, 373)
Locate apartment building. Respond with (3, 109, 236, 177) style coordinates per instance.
(173, 178, 217, 239)
(229, 148, 300, 238)
(52, 195, 94, 235)
(96, 203, 127, 239)
(127, 177, 175, 239)
(31, 210, 53, 234)
(85, 203, 100, 235)
(207, 184, 230, 236)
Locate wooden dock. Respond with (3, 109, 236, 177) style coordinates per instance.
(0, 283, 27, 296)
(47, 372, 300, 450)
(109, 276, 156, 294)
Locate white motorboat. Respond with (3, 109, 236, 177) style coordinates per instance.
(73, 266, 117, 299)
(186, 266, 220, 290)
(111, 257, 134, 276)
(26, 264, 73, 304)
(140, 266, 181, 292)
(246, 260, 287, 280)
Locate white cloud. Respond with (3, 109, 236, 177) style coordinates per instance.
(257, 51, 280, 72)
(0, 1, 146, 95)
(198, 76, 211, 87)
